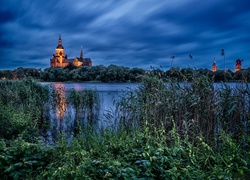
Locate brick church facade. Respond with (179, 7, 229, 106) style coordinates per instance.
(50, 35, 92, 68)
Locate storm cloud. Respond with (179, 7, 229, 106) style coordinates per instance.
(1, 0, 250, 70)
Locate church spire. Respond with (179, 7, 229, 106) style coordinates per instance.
(58, 34, 62, 46)
(56, 33, 64, 49)
(80, 46, 84, 59)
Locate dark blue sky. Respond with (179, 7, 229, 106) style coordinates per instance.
(1, 0, 250, 71)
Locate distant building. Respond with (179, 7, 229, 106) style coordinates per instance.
(235, 58, 243, 72)
(212, 58, 217, 72)
(50, 35, 92, 67)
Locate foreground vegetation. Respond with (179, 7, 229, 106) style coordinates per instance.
(1, 64, 250, 82)
(0, 76, 250, 179)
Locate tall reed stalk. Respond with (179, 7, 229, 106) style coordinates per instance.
(115, 75, 250, 149)
(68, 89, 100, 136)
(0, 78, 50, 140)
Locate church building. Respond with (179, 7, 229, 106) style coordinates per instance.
(212, 58, 217, 72)
(50, 35, 92, 68)
(235, 58, 243, 72)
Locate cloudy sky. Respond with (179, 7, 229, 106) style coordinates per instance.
(1, 0, 250, 71)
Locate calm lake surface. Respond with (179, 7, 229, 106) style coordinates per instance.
(41, 82, 246, 121)
(41, 82, 139, 134)
(41, 82, 139, 117)
(41, 82, 139, 92)
(40, 81, 247, 141)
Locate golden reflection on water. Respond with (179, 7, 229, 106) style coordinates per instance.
(53, 83, 67, 121)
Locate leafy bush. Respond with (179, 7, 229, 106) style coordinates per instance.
(29, 127, 249, 179)
(0, 138, 54, 179)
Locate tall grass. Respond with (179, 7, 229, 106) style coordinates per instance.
(0, 78, 50, 140)
(47, 84, 100, 140)
(0, 79, 100, 141)
(116, 75, 250, 147)
(0, 76, 249, 179)
(68, 89, 100, 136)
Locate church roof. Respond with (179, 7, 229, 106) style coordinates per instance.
(66, 59, 74, 63)
(236, 58, 242, 63)
(76, 57, 92, 62)
(84, 58, 92, 62)
(56, 44, 64, 49)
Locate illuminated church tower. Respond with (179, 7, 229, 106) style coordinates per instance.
(212, 58, 217, 72)
(50, 34, 68, 67)
(235, 58, 243, 72)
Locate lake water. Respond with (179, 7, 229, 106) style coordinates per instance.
(41, 82, 139, 121)
(40, 82, 139, 140)
(40, 81, 247, 140)
(41, 82, 139, 92)
(41, 81, 246, 121)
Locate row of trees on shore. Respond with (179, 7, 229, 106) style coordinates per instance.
(1, 65, 250, 82)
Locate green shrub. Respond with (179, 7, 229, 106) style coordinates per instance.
(0, 138, 54, 179)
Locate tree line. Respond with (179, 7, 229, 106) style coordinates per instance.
(1, 65, 250, 82)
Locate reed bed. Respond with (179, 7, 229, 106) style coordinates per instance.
(116, 75, 250, 147)
(0, 76, 249, 179)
